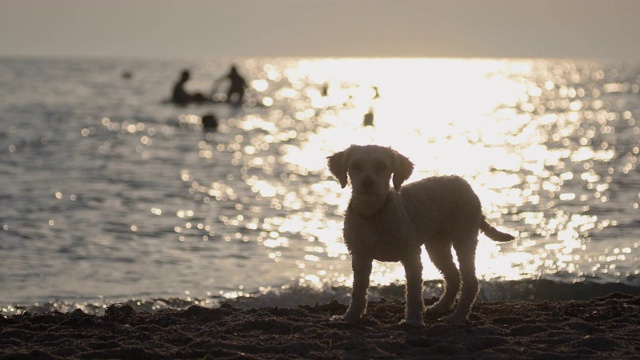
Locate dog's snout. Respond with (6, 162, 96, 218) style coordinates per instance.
(360, 175, 374, 190)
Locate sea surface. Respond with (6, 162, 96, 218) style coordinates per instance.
(1, 57, 639, 315)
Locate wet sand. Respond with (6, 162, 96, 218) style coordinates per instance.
(2, 293, 639, 359)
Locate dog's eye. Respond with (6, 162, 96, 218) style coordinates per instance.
(350, 162, 362, 172)
(375, 161, 387, 172)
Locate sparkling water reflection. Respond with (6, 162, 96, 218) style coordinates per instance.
(0, 58, 639, 309)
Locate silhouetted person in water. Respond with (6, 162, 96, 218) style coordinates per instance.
(363, 108, 375, 127)
(213, 65, 248, 105)
(201, 113, 219, 131)
(171, 69, 207, 106)
(321, 83, 329, 96)
(171, 70, 193, 105)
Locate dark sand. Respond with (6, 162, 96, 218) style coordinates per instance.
(2, 293, 640, 359)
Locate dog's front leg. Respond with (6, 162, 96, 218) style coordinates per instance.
(343, 256, 372, 323)
(401, 252, 425, 326)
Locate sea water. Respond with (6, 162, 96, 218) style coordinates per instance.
(1, 57, 639, 315)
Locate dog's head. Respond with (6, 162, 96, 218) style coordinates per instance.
(327, 145, 414, 194)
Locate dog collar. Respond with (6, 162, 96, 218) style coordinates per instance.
(349, 192, 391, 222)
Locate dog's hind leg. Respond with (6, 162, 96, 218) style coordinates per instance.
(446, 238, 479, 324)
(342, 256, 372, 323)
(401, 251, 425, 326)
(424, 240, 460, 317)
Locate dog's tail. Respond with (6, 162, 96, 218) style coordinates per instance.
(480, 216, 515, 242)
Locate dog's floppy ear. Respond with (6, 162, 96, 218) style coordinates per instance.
(392, 150, 413, 191)
(327, 148, 350, 188)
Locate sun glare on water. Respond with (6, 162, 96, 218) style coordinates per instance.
(164, 58, 638, 297)
(244, 57, 636, 290)
(238, 59, 524, 288)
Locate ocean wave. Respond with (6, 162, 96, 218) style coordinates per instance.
(3, 277, 640, 317)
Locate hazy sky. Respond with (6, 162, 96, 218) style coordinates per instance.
(2, 0, 640, 60)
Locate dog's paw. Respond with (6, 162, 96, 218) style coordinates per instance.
(442, 313, 470, 327)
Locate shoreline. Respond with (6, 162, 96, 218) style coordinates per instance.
(4, 278, 640, 317)
(2, 293, 639, 359)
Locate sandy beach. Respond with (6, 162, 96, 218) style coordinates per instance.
(2, 293, 639, 359)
